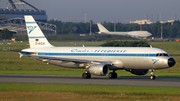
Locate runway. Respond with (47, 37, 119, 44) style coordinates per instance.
(0, 74, 180, 87)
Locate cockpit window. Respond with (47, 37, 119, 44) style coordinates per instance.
(156, 53, 169, 57)
(163, 53, 169, 56)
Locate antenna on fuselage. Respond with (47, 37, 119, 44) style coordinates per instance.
(150, 45, 152, 48)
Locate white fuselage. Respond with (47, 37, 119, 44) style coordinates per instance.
(99, 31, 152, 38)
(97, 23, 152, 38)
(21, 46, 171, 70)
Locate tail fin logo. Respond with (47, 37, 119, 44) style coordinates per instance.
(27, 26, 37, 34)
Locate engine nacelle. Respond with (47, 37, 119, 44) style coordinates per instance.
(126, 69, 149, 75)
(88, 64, 109, 76)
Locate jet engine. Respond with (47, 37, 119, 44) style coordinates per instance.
(126, 69, 149, 75)
(88, 64, 109, 76)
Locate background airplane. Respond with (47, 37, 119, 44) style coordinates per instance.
(97, 23, 152, 38)
(21, 15, 175, 80)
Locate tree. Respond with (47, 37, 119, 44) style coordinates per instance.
(0, 29, 13, 40)
(100, 40, 150, 47)
(48, 19, 180, 38)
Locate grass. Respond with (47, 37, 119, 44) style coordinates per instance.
(150, 42, 180, 53)
(0, 69, 84, 75)
(0, 83, 180, 101)
(1, 83, 180, 94)
(0, 42, 103, 52)
(1, 91, 180, 101)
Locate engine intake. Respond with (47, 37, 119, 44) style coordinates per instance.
(88, 64, 109, 76)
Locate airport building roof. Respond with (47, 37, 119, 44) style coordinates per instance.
(130, 19, 153, 25)
(0, 0, 47, 22)
(0, 17, 56, 35)
(130, 19, 175, 25)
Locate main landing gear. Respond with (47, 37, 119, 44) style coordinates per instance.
(150, 69, 156, 80)
(82, 66, 91, 79)
(108, 70, 117, 79)
(82, 72, 118, 79)
(82, 72, 91, 79)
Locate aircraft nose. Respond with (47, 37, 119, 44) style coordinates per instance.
(168, 58, 176, 67)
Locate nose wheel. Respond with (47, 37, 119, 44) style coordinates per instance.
(150, 69, 156, 80)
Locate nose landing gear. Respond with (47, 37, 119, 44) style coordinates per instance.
(150, 69, 156, 80)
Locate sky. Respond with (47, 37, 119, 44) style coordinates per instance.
(25, 0, 180, 23)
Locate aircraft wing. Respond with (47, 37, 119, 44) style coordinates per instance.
(31, 55, 113, 65)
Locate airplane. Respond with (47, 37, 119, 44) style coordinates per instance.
(20, 15, 175, 80)
(97, 23, 152, 38)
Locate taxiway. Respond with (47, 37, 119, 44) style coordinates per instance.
(0, 74, 180, 87)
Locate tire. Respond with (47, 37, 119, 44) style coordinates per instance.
(82, 73, 87, 79)
(108, 72, 113, 78)
(150, 75, 156, 80)
(113, 73, 117, 78)
(87, 73, 91, 79)
(109, 72, 117, 79)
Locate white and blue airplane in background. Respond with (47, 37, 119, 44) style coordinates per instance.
(20, 15, 175, 80)
(97, 23, 152, 38)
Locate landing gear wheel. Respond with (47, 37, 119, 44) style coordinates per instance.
(87, 73, 91, 78)
(82, 73, 91, 79)
(108, 72, 117, 79)
(150, 75, 156, 80)
(82, 73, 87, 79)
(150, 69, 156, 80)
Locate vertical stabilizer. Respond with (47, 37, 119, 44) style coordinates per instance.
(97, 23, 109, 33)
(24, 15, 53, 48)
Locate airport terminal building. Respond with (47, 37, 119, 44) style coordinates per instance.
(0, 8, 47, 22)
(0, 0, 56, 35)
